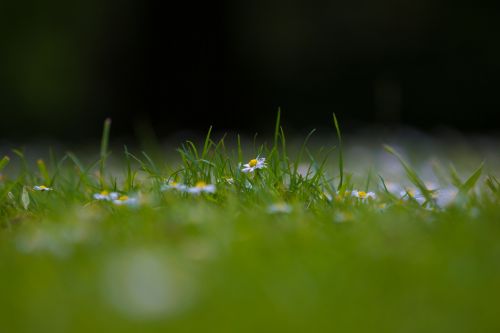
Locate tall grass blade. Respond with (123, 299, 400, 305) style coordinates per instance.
(99, 118, 112, 188)
(0, 156, 10, 173)
(332, 113, 343, 190)
(383, 145, 433, 203)
(460, 162, 484, 193)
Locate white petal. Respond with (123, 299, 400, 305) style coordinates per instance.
(202, 185, 216, 193)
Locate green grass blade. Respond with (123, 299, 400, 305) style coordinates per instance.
(274, 108, 281, 151)
(37, 159, 50, 184)
(449, 163, 463, 188)
(0, 156, 10, 173)
(332, 113, 343, 190)
(383, 145, 433, 203)
(460, 162, 484, 193)
(99, 118, 112, 188)
(201, 126, 213, 160)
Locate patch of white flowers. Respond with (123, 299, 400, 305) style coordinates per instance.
(94, 191, 119, 201)
(161, 181, 216, 195)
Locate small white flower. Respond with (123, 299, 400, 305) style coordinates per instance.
(33, 185, 53, 192)
(267, 202, 292, 214)
(241, 157, 266, 173)
(351, 190, 376, 200)
(187, 181, 216, 194)
(161, 181, 187, 192)
(113, 195, 138, 206)
(94, 191, 119, 201)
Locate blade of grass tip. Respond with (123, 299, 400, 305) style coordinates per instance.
(67, 152, 92, 189)
(485, 175, 499, 194)
(0, 156, 10, 173)
(237, 134, 243, 164)
(332, 113, 344, 190)
(49, 154, 68, 187)
(252, 133, 259, 157)
(364, 166, 372, 192)
(99, 118, 112, 188)
(201, 126, 214, 177)
(12, 149, 33, 183)
(460, 161, 484, 194)
(201, 126, 213, 160)
(274, 107, 281, 151)
(279, 126, 291, 180)
(378, 175, 398, 201)
(291, 129, 316, 188)
(142, 151, 160, 174)
(124, 145, 134, 191)
(37, 159, 50, 184)
(383, 144, 433, 202)
(448, 163, 463, 188)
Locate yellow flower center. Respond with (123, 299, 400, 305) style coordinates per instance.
(248, 159, 258, 167)
(101, 190, 109, 196)
(39, 185, 48, 190)
(358, 191, 367, 199)
(195, 181, 207, 188)
(118, 195, 128, 201)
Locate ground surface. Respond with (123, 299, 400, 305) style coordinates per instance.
(1, 120, 499, 332)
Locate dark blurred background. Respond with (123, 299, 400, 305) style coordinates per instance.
(1, 0, 499, 141)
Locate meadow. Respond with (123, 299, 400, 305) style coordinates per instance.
(0, 114, 499, 333)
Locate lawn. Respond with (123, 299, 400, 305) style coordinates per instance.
(1, 115, 499, 333)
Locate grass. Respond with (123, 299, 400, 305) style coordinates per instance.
(0, 116, 499, 333)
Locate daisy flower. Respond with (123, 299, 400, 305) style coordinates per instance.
(161, 181, 187, 192)
(112, 195, 138, 206)
(351, 190, 376, 200)
(33, 185, 53, 192)
(93, 190, 119, 201)
(187, 181, 216, 194)
(241, 157, 266, 173)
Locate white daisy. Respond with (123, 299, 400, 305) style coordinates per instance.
(241, 157, 266, 173)
(161, 181, 187, 192)
(33, 185, 53, 192)
(351, 190, 376, 200)
(112, 195, 138, 206)
(187, 181, 216, 194)
(93, 191, 119, 201)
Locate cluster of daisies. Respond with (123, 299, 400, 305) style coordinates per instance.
(30, 157, 268, 207)
(30, 156, 460, 211)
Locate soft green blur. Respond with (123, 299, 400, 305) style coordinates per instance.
(1, 199, 500, 332)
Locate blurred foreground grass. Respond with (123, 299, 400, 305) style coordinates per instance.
(0, 117, 499, 332)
